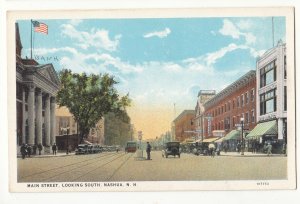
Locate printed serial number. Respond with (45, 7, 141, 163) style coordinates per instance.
(256, 182, 270, 186)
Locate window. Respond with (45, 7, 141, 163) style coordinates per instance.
(284, 86, 287, 111)
(260, 89, 277, 115)
(260, 60, 277, 87)
(228, 102, 231, 111)
(251, 89, 255, 102)
(284, 55, 287, 79)
(225, 117, 230, 130)
(241, 94, 244, 106)
(224, 104, 227, 112)
(245, 112, 249, 124)
(251, 110, 255, 123)
(232, 117, 235, 127)
(237, 96, 240, 107)
(245, 92, 249, 104)
(232, 100, 235, 109)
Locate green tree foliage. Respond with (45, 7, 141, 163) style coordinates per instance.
(56, 69, 131, 142)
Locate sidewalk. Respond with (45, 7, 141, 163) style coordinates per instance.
(17, 151, 75, 158)
(218, 151, 285, 157)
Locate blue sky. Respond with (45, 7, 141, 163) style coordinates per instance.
(17, 17, 286, 138)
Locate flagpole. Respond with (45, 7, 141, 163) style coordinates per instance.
(30, 19, 33, 59)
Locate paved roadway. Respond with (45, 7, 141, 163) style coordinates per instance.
(18, 151, 287, 182)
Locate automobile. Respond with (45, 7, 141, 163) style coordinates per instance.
(87, 144, 101, 154)
(75, 144, 88, 155)
(162, 141, 180, 158)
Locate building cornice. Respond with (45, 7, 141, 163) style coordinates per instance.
(204, 70, 256, 109)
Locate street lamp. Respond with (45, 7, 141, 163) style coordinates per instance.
(240, 117, 244, 155)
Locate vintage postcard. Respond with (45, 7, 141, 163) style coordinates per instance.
(7, 8, 296, 192)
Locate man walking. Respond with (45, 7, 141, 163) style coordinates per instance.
(146, 142, 152, 160)
(20, 143, 27, 159)
(267, 142, 272, 156)
(37, 143, 43, 155)
(52, 143, 57, 155)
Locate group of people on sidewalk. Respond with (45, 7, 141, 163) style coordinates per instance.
(20, 143, 57, 159)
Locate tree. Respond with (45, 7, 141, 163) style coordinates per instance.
(56, 69, 131, 143)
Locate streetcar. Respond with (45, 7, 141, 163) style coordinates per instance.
(125, 141, 137, 153)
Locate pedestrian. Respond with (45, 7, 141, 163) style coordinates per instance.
(52, 143, 57, 155)
(146, 142, 152, 160)
(267, 142, 272, 156)
(37, 143, 43, 155)
(282, 143, 286, 156)
(223, 142, 228, 153)
(20, 143, 27, 159)
(33, 144, 37, 155)
(236, 142, 241, 153)
(26, 145, 32, 157)
(208, 143, 215, 157)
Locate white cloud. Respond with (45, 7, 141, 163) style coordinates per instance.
(219, 19, 241, 39)
(236, 19, 254, 30)
(143, 28, 171, 38)
(68, 19, 83, 26)
(162, 63, 183, 73)
(61, 24, 121, 52)
(219, 19, 256, 45)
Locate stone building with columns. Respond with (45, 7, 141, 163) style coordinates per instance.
(16, 23, 60, 148)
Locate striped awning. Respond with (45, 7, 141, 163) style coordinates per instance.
(202, 137, 219, 143)
(246, 120, 277, 139)
(224, 130, 241, 140)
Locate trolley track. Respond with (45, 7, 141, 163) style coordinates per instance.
(105, 152, 134, 181)
(70, 152, 132, 182)
(19, 152, 116, 181)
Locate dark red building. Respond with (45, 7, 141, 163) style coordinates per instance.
(203, 70, 256, 138)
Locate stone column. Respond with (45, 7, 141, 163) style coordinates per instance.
(27, 85, 35, 145)
(36, 89, 43, 145)
(22, 86, 26, 144)
(44, 94, 51, 146)
(50, 97, 56, 145)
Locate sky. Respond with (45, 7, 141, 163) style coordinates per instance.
(17, 17, 286, 139)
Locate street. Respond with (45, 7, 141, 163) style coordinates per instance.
(18, 151, 287, 182)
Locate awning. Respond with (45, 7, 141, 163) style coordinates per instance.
(224, 130, 241, 140)
(246, 120, 277, 139)
(214, 137, 225, 143)
(202, 137, 219, 143)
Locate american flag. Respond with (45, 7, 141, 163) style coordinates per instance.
(32, 20, 48, 35)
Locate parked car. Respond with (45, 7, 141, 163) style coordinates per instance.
(75, 144, 88, 155)
(162, 141, 180, 158)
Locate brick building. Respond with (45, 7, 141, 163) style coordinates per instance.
(173, 110, 195, 142)
(203, 70, 257, 139)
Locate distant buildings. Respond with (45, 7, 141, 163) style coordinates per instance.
(173, 110, 195, 142)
